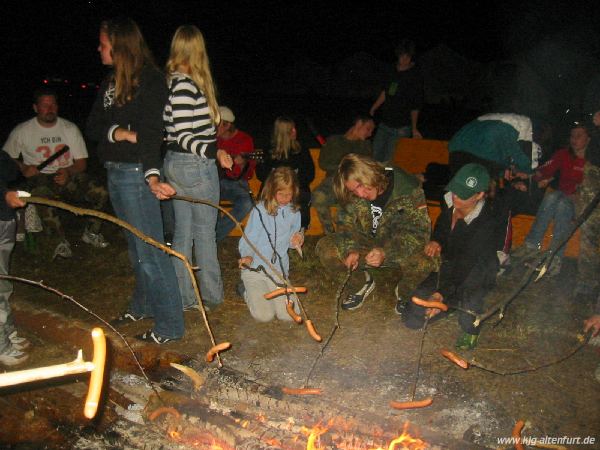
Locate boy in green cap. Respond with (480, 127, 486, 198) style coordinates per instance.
(402, 163, 509, 349)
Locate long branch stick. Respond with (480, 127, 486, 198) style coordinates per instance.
(474, 190, 600, 327)
(171, 194, 319, 337)
(24, 196, 223, 366)
(0, 274, 163, 401)
(464, 331, 591, 375)
(303, 267, 352, 386)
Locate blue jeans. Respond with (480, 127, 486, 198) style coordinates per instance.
(525, 190, 575, 258)
(0, 219, 16, 354)
(216, 178, 253, 242)
(372, 123, 411, 163)
(164, 151, 224, 307)
(105, 162, 184, 339)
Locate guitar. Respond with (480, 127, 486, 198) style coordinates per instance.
(221, 149, 264, 180)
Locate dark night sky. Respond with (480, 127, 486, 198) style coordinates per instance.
(4, 0, 598, 81)
(1, 0, 599, 136)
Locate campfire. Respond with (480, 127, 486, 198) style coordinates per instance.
(144, 366, 432, 450)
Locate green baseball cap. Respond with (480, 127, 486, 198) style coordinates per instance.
(447, 163, 490, 200)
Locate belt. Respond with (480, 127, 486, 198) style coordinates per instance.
(166, 142, 191, 154)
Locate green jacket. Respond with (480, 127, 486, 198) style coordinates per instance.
(318, 135, 373, 177)
(334, 167, 431, 265)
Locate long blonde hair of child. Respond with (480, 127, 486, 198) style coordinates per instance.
(165, 25, 220, 124)
(271, 116, 301, 160)
(260, 167, 300, 216)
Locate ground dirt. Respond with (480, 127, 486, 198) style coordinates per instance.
(1, 211, 599, 449)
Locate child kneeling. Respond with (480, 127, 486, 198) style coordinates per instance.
(238, 167, 304, 322)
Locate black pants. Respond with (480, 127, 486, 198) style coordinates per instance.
(402, 258, 498, 334)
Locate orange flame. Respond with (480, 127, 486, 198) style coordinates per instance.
(305, 422, 427, 450)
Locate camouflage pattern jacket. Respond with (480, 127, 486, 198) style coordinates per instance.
(576, 163, 600, 216)
(334, 167, 431, 266)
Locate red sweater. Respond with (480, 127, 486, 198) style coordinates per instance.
(534, 148, 585, 195)
(217, 130, 255, 180)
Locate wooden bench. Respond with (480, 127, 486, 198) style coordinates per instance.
(391, 138, 580, 257)
(226, 140, 581, 258)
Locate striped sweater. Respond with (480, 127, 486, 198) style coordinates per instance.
(163, 72, 217, 158)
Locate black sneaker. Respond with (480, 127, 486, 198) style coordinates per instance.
(135, 330, 173, 345)
(394, 284, 407, 316)
(342, 277, 375, 311)
(109, 312, 146, 326)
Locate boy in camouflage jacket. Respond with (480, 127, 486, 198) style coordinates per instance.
(315, 153, 438, 312)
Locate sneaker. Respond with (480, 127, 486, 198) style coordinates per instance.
(24, 204, 43, 233)
(53, 239, 73, 259)
(511, 243, 539, 260)
(342, 272, 375, 311)
(0, 345, 29, 366)
(135, 330, 173, 345)
(82, 229, 109, 248)
(455, 332, 479, 350)
(9, 331, 31, 351)
(394, 284, 407, 316)
(109, 312, 146, 326)
(16, 232, 25, 242)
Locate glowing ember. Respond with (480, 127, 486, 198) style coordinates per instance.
(305, 422, 427, 450)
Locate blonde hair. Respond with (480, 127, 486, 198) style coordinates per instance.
(260, 167, 300, 215)
(101, 18, 156, 106)
(333, 153, 389, 204)
(271, 116, 300, 160)
(165, 25, 220, 124)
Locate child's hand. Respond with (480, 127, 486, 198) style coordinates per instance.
(290, 232, 304, 248)
(238, 256, 253, 269)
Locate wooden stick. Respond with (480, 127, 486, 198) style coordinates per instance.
(0, 352, 94, 387)
(25, 196, 222, 367)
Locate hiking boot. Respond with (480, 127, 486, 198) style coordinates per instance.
(394, 283, 407, 316)
(109, 312, 146, 326)
(511, 243, 539, 260)
(342, 271, 375, 311)
(135, 330, 174, 345)
(9, 331, 31, 351)
(0, 345, 29, 367)
(53, 240, 73, 259)
(455, 332, 479, 350)
(82, 228, 109, 248)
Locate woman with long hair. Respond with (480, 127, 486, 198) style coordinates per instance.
(163, 25, 232, 310)
(86, 17, 184, 344)
(256, 116, 314, 228)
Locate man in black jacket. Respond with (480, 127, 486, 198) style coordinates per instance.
(402, 163, 508, 350)
(0, 151, 30, 366)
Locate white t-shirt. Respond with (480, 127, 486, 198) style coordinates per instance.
(3, 117, 88, 174)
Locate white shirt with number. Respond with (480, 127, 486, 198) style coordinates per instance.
(3, 117, 88, 174)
